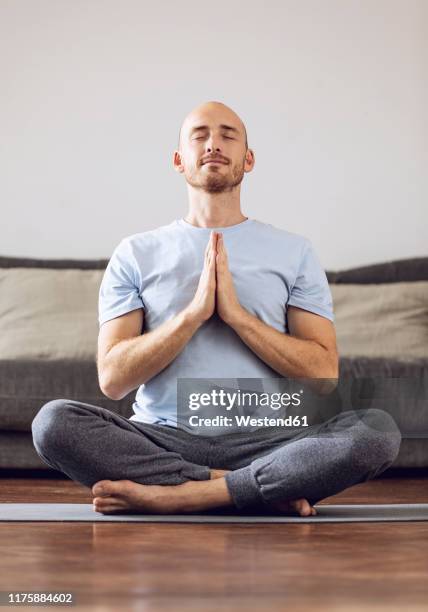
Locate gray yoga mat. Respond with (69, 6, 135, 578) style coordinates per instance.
(0, 503, 428, 522)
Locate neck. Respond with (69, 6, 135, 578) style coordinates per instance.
(185, 186, 246, 228)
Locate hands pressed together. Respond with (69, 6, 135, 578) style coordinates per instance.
(188, 231, 244, 327)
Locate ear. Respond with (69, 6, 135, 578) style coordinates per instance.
(173, 150, 185, 173)
(244, 149, 255, 172)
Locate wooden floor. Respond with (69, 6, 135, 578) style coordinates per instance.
(0, 470, 427, 612)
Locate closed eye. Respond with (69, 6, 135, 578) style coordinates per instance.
(194, 135, 234, 140)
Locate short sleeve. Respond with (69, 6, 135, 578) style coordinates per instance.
(98, 238, 144, 327)
(287, 239, 334, 322)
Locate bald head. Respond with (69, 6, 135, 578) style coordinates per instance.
(178, 100, 248, 151)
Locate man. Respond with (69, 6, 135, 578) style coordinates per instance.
(31, 101, 401, 516)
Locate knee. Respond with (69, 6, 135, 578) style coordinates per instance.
(353, 408, 402, 471)
(31, 399, 72, 455)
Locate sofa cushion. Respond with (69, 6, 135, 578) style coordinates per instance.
(330, 281, 428, 361)
(337, 356, 428, 441)
(0, 358, 134, 431)
(0, 268, 104, 360)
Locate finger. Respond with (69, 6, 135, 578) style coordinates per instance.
(205, 234, 215, 262)
(212, 231, 219, 252)
(206, 252, 214, 270)
(218, 234, 225, 254)
(209, 231, 217, 252)
(205, 231, 215, 256)
(205, 240, 216, 266)
(217, 236, 226, 263)
(206, 233, 213, 250)
(208, 253, 216, 281)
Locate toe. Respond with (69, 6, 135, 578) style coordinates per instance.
(92, 480, 113, 496)
(292, 498, 311, 516)
(93, 499, 131, 515)
(93, 479, 128, 497)
(93, 497, 125, 513)
(94, 496, 123, 506)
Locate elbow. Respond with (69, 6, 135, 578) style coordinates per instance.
(319, 359, 339, 394)
(101, 388, 120, 401)
(102, 386, 126, 402)
(318, 377, 339, 394)
(310, 350, 339, 395)
(100, 383, 118, 401)
(99, 373, 123, 401)
(99, 372, 139, 401)
(309, 378, 338, 396)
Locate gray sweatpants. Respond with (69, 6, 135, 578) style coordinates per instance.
(31, 400, 402, 510)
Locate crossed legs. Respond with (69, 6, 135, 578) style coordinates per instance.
(31, 400, 401, 515)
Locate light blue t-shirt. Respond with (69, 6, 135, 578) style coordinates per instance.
(98, 218, 334, 426)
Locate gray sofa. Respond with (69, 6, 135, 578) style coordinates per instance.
(0, 253, 427, 472)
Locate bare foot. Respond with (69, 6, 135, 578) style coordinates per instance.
(92, 474, 316, 517)
(92, 479, 186, 514)
(92, 477, 233, 515)
(211, 469, 316, 517)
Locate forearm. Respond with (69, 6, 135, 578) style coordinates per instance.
(102, 307, 202, 400)
(228, 306, 336, 379)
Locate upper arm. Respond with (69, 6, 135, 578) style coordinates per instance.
(287, 305, 339, 377)
(287, 238, 334, 322)
(97, 308, 144, 391)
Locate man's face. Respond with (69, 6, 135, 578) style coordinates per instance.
(174, 108, 254, 193)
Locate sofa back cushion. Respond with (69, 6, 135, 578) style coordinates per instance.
(0, 268, 104, 360)
(0, 255, 427, 361)
(330, 281, 428, 360)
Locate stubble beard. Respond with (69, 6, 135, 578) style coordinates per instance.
(186, 160, 245, 194)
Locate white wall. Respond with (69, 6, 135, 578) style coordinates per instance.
(1, 0, 426, 269)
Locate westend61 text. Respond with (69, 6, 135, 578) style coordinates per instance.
(188, 415, 308, 427)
